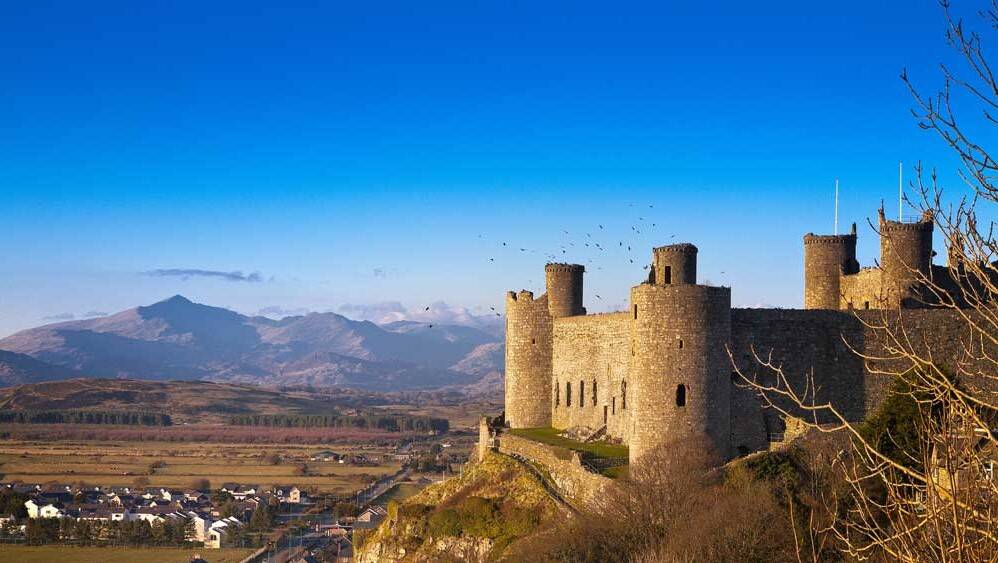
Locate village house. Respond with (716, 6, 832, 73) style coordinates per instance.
(205, 517, 244, 549)
(25, 499, 65, 519)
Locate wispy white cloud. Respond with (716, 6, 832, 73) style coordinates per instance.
(144, 269, 264, 282)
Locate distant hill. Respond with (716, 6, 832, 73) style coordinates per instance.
(0, 378, 393, 424)
(0, 350, 82, 387)
(0, 295, 504, 391)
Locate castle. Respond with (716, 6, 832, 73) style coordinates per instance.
(504, 208, 979, 465)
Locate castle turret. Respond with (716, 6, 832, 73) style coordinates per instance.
(545, 263, 585, 318)
(803, 223, 858, 309)
(879, 208, 933, 308)
(652, 243, 697, 285)
(628, 245, 732, 464)
(504, 290, 553, 429)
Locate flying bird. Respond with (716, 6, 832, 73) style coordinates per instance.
(424, 306, 430, 311)
(596, 294, 602, 300)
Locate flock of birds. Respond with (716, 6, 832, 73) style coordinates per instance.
(473, 202, 689, 319)
(414, 203, 730, 329)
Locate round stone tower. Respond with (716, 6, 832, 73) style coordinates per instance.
(803, 224, 858, 310)
(504, 290, 553, 429)
(652, 243, 697, 285)
(628, 246, 732, 464)
(545, 263, 586, 318)
(879, 208, 933, 307)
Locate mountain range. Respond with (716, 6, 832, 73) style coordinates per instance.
(0, 296, 504, 392)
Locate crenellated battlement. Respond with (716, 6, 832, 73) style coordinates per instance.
(507, 290, 537, 303)
(545, 263, 585, 272)
(880, 220, 933, 233)
(651, 243, 695, 254)
(803, 233, 857, 245)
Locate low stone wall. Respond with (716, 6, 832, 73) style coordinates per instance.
(497, 433, 613, 511)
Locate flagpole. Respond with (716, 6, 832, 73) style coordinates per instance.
(899, 161, 903, 221)
(834, 179, 839, 235)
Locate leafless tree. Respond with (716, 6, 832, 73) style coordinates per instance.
(732, 3, 998, 560)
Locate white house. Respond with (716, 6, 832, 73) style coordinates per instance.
(205, 517, 243, 549)
(25, 500, 64, 519)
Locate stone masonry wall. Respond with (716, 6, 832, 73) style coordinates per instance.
(728, 307, 995, 455)
(504, 291, 553, 429)
(545, 264, 585, 318)
(629, 283, 731, 463)
(839, 268, 884, 310)
(551, 312, 632, 442)
(803, 234, 857, 310)
(498, 433, 612, 512)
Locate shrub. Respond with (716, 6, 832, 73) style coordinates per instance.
(459, 497, 503, 539)
(428, 508, 462, 537)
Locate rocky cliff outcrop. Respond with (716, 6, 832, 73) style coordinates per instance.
(355, 452, 565, 562)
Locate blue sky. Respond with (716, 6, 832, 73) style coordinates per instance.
(0, 1, 985, 336)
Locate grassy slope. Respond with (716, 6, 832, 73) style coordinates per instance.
(357, 452, 564, 562)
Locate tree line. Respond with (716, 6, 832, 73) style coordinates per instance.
(227, 413, 449, 433)
(0, 410, 172, 426)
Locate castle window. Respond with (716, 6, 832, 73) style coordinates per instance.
(532, 338, 536, 344)
(676, 384, 686, 407)
(621, 381, 627, 410)
(663, 265, 672, 284)
(555, 380, 560, 407)
(612, 396, 616, 414)
(566, 382, 572, 407)
(678, 339, 684, 349)
(863, 301, 870, 310)
(579, 380, 584, 408)
(592, 379, 598, 406)
(633, 305, 638, 319)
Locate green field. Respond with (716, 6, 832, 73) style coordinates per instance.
(0, 440, 401, 493)
(376, 481, 426, 505)
(0, 545, 255, 563)
(508, 427, 629, 458)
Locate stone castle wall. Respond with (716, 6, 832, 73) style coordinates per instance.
(839, 268, 883, 310)
(504, 291, 553, 428)
(629, 283, 731, 462)
(803, 233, 857, 310)
(522, 305, 991, 460)
(503, 228, 992, 465)
(652, 244, 697, 285)
(545, 264, 586, 318)
(727, 307, 995, 455)
(551, 312, 632, 442)
(880, 215, 933, 308)
(498, 432, 612, 511)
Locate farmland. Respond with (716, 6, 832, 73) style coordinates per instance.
(0, 439, 402, 493)
(0, 545, 255, 563)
